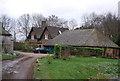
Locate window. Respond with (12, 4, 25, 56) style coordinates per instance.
(45, 34, 48, 40)
(31, 35, 34, 40)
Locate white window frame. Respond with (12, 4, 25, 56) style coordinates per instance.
(45, 34, 48, 40)
(31, 35, 34, 40)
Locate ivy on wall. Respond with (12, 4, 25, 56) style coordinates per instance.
(54, 44, 105, 59)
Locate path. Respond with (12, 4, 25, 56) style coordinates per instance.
(2, 51, 49, 79)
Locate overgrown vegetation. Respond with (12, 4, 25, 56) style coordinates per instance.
(54, 44, 71, 60)
(54, 44, 105, 59)
(54, 44, 62, 58)
(14, 42, 38, 52)
(71, 47, 104, 57)
(33, 56, 119, 79)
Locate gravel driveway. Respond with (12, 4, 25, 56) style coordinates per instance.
(2, 51, 49, 79)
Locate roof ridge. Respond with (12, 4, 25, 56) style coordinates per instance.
(44, 29, 119, 47)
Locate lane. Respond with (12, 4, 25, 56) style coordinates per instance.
(2, 52, 49, 79)
(10, 57, 36, 79)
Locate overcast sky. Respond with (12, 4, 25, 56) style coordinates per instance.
(0, 0, 119, 25)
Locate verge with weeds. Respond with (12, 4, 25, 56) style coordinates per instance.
(33, 56, 119, 79)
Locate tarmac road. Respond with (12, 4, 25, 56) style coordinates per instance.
(2, 51, 49, 79)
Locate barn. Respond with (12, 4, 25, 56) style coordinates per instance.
(44, 29, 119, 58)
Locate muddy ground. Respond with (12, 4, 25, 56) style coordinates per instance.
(2, 51, 49, 79)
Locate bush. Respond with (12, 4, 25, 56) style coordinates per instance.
(46, 56, 53, 64)
(14, 42, 24, 50)
(54, 44, 71, 59)
(54, 44, 62, 58)
(73, 47, 104, 57)
(21, 43, 32, 52)
(14, 42, 38, 52)
(54, 44, 104, 58)
(61, 46, 70, 60)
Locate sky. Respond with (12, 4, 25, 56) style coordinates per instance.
(0, 0, 119, 26)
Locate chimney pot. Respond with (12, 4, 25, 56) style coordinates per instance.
(42, 21, 47, 27)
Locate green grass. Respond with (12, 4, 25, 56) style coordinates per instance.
(2, 54, 20, 60)
(33, 56, 119, 79)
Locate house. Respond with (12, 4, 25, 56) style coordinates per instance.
(26, 21, 68, 45)
(44, 29, 119, 58)
(0, 27, 13, 53)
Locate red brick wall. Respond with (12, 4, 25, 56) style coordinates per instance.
(28, 39, 38, 43)
(44, 30, 49, 35)
(41, 39, 51, 44)
(31, 31, 35, 35)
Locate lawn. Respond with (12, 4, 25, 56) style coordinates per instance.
(33, 56, 119, 79)
(2, 54, 20, 60)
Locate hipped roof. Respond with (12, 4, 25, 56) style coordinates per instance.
(44, 29, 119, 47)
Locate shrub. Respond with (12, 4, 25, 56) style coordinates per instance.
(14, 42, 38, 52)
(14, 42, 24, 50)
(21, 43, 33, 52)
(74, 47, 104, 57)
(61, 46, 70, 60)
(54, 44, 71, 59)
(46, 56, 53, 64)
(54, 44, 104, 58)
(62, 46, 104, 57)
(54, 44, 62, 58)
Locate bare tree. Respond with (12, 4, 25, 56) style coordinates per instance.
(68, 19, 78, 30)
(17, 14, 31, 39)
(117, 19, 120, 46)
(101, 13, 118, 41)
(82, 12, 104, 28)
(31, 13, 45, 27)
(0, 14, 14, 32)
(81, 12, 119, 44)
(46, 15, 69, 28)
(47, 15, 59, 26)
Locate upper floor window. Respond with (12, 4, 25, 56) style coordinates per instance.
(31, 35, 34, 40)
(45, 34, 48, 40)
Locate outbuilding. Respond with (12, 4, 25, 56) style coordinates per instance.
(44, 29, 119, 58)
(0, 27, 13, 53)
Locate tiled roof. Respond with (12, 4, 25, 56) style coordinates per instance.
(47, 26, 68, 38)
(33, 27, 44, 38)
(28, 26, 68, 39)
(44, 29, 119, 47)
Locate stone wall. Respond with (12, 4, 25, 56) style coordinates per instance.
(1, 35, 13, 53)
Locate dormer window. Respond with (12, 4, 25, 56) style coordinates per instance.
(45, 34, 48, 40)
(31, 35, 34, 40)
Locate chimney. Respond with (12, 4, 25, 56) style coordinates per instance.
(41, 21, 47, 27)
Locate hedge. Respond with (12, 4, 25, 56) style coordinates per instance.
(54, 44, 104, 58)
(72, 47, 104, 57)
(14, 42, 38, 52)
(54, 44, 62, 58)
(54, 44, 70, 59)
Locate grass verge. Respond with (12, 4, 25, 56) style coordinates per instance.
(2, 54, 20, 60)
(33, 56, 119, 79)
